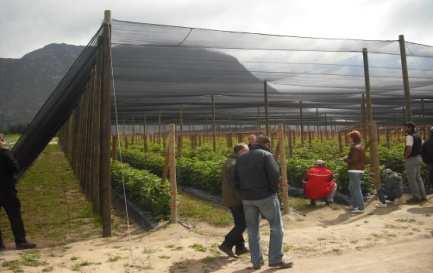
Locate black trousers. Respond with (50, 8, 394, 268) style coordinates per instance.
(427, 164, 433, 193)
(222, 205, 246, 249)
(0, 189, 26, 244)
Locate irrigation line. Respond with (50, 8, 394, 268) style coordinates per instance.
(110, 42, 134, 265)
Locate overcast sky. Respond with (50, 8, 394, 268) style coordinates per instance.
(1, 0, 433, 58)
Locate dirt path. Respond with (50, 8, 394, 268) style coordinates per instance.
(1, 198, 432, 273)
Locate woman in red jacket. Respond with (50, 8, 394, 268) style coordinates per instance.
(303, 160, 337, 206)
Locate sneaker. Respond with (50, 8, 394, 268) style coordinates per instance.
(16, 241, 36, 250)
(406, 198, 420, 204)
(218, 244, 236, 258)
(351, 208, 364, 214)
(375, 202, 387, 208)
(269, 260, 294, 268)
(252, 259, 264, 270)
(235, 246, 249, 256)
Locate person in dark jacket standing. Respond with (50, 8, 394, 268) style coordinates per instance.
(421, 127, 433, 194)
(0, 134, 36, 250)
(234, 135, 292, 270)
(219, 143, 249, 257)
(404, 122, 426, 202)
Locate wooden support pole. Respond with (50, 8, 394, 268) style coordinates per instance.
(278, 126, 289, 215)
(158, 112, 162, 145)
(264, 81, 270, 136)
(399, 35, 412, 121)
(178, 107, 184, 156)
(100, 9, 112, 237)
(143, 115, 148, 152)
(299, 100, 304, 145)
(287, 129, 293, 157)
(168, 124, 177, 223)
(363, 48, 381, 190)
(361, 93, 368, 143)
(211, 95, 216, 152)
(338, 131, 343, 155)
(386, 127, 390, 148)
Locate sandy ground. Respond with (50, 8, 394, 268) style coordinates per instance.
(1, 196, 433, 273)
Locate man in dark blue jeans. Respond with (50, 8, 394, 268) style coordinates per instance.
(0, 134, 36, 250)
(234, 135, 292, 270)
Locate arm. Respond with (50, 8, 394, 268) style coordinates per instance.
(4, 150, 20, 176)
(404, 135, 413, 159)
(233, 161, 241, 190)
(264, 153, 280, 192)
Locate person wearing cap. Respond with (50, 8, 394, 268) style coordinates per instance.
(404, 122, 426, 202)
(0, 134, 36, 250)
(344, 130, 366, 213)
(376, 169, 403, 208)
(219, 143, 249, 258)
(421, 127, 433, 194)
(303, 160, 337, 206)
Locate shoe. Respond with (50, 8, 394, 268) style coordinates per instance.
(16, 241, 36, 250)
(218, 244, 236, 258)
(252, 259, 265, 270)
(0, 244, 5, 251)
(310, 200, 316, 206)
(376, 202, 387, 208)
(235, 246, 249, 256)
(269, 260, 294, 268)
(406, 198, 420, 204)
(351, 208, 364, 214)
(393, 199, 400, 206)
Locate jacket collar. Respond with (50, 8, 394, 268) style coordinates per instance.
(250, 143, 270, 152)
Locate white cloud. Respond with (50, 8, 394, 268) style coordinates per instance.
(1, 0, 432, 58)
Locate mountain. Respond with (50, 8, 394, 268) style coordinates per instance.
(0, 43, 83, 130)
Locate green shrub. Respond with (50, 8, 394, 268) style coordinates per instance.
(111, 161, 170, 218)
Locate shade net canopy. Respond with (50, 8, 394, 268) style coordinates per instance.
(111, 19, 433, 125)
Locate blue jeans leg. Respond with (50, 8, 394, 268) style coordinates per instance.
(243, 194, 284, 266)
(258, 195, 284, 265)
(348, 172, 364, 210)
(242, 201, 263, 267)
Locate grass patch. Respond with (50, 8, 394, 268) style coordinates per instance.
(189, 243, 207, 252)
(1, 250, 47, 273)
(0, 144, 102, 247)
(178, 193, 232, 226)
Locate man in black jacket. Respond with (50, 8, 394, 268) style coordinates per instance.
(234, 135, 292, 270)
(0, 134, 36, 250)
(421, 127, 433, 194)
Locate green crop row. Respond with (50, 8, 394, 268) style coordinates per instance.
(111, 160, 170, 218)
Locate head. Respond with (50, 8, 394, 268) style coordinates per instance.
(405, 121, 416, 135)
(348, 130, 362, 144)
(0, 134, 6, 148)
(256, 134, 272, 151)
(315, 159, 326, 167)
(233, 143, 249, 156)
(247, 134, 256, 145)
